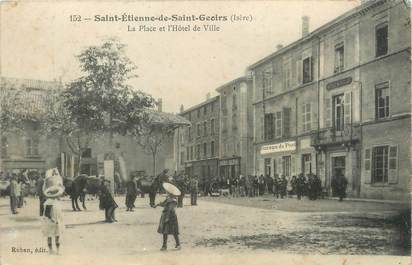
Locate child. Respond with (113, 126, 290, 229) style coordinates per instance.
(42, 168, 65, 255)
(155, 182, 181, 251)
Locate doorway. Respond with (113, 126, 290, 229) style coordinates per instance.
(332, 156, 346, 178)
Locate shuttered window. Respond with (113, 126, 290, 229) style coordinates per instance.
(302, 56, 313, 84)
(283, 107, 291, 138)
(375, 82, 390, 120)
(364, 148, 372, 184)
(376, 23, 388, 57)
(388, 145, 398, 184)
(367, 145, 398, 184)
(302, 103, 312, 132)
(372, 146, 389, 183)
(275, 111, 283, 138)
(264, 113, 274, 140)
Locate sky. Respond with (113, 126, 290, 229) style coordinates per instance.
(1, 1, 360, 113)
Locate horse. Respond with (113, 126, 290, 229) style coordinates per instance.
(63, 175, 101, 211)
(136, 170, 170, 207)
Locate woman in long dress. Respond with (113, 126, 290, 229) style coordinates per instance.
(42, 168, 65, 255)
(155, 183, 181, 251)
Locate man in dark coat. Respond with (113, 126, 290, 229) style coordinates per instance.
(36, 174, 46, 216)
(273, 174, 281, 198)
(125, 176, 138, 211)
(9, 175, 18, 214)
(280, 175, 288, 199)
(296, 174, 307, 200)
(99, 180, 118, 222)
(189, 176, 198, 206)
(332, 173, 348, 201)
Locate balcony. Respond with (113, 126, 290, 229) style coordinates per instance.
(311, 125, 360, 148)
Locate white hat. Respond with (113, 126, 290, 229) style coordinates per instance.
(43, 168, 65, 198)
(162, 182, 181, 196)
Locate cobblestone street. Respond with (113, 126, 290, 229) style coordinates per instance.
(0, 195, 410, 265)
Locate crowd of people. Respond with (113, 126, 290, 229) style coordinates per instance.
(199, 173, 348, 202)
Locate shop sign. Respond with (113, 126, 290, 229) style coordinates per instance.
(219, 158, 239, 166)
(260, 141, 296, 155)
(326, 77, 352, 90)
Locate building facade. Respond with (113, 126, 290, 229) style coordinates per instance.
(216, 77, 254, 181)
(0, 78, 63, 174)
(249, 0, 410, 201)
(0, 77, 181, 181)
(177, 96, 220, 191)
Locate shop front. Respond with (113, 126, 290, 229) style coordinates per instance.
(257, 137, 318, 180)
(191, 158, 219, 192)
(258, 141, 297, 178)
(219, 157, 241, 181)
(311, 126, 361, 197)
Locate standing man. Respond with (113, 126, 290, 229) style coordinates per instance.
(296, 173, 307, 200)
(190, 176, 198, 206)
(99, 179, 118, 222)
(36, 174, 46, 216)
(280, 175, 288, 199)
(125, 176, 138, 211)
(333, 173, 348, 202)
(273, 174, 280, 198)
(9, 174, 18, 214)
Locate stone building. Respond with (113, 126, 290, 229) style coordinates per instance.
(177, 95, 220, 191)
(0, 77, 185, 181)
(216, 77, 253, 180)
(248, 0, 410, 201)
(0, 77, 63, 173)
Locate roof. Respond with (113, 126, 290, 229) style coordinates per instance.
(180, 95, 220, 115)
(215, 77, 248, 93)
(248, 0, 386, 70)
(1, 77, 62, 91)
(147, 110, 191, 126)
(0, 79, 52, 119)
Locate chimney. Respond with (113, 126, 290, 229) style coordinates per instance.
(206, 93, 211, 100)
(302, 16, 310, 37)
(276, 44, 283, 51)
(157, 98, 162, 112)
(180, 104, 184, 113)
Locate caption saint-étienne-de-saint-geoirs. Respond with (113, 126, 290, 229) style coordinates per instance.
(94, 14, 228, 22)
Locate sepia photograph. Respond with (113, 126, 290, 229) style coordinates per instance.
(0, 1, 411, 264)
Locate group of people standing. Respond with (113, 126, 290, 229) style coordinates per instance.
(213, 172, 348, 201)
(7, 172, 31, 214)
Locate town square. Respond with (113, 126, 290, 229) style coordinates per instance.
(0, 0, 411, 265)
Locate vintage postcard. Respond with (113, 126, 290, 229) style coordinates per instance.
(0, 0, 411, 265)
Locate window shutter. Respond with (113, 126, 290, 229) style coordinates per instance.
(272, 114, 277, 140)
(277, 157, 283, 175)
(325, 97, 332, 128)
(283, 107, 291, 137)
(388, 145, 398, 184)
(301, 104, 306, 132)
(344, 91, 352, 125)
(364, 148, 372, 184)
(297, 59, 302, 85)
(309, 56, 314, 81)
(260, 116, 264, 140)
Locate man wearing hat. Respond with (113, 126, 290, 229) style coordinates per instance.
(189, 176, 198, 206)
(125, 176, 138, 212)
(36, 173, 46, 216)
(155, 182, 181, 251)
(9, 174, 18, 214)
(42, 168, 65, 255)
(99, 179, 118, 222)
